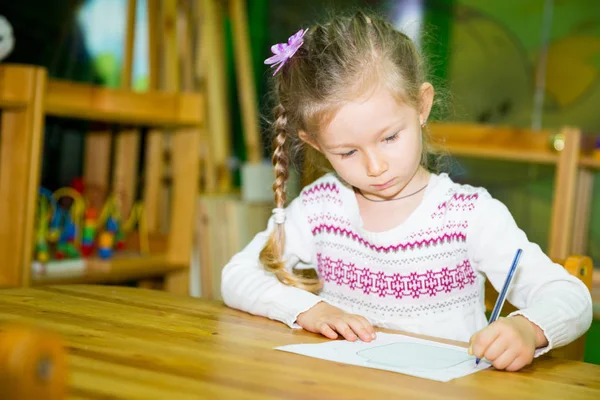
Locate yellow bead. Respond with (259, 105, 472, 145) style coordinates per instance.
(98, 232, 114, 247)
(38, 252, 49, 263)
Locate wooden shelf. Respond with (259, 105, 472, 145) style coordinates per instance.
(443, 144, 559, 164)
(31, 253, 186, 286)
(579, 156, 600, 170)
(45, 79, 204, 127)
(428, 122, 560, 165)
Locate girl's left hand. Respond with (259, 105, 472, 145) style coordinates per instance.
(468, 316, 547, 371)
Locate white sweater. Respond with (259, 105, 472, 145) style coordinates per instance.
(221, 173, 592, 355)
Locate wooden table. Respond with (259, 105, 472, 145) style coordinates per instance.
(0, 285, 599, 399)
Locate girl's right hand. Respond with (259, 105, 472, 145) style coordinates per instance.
(296, 301, 376, 342)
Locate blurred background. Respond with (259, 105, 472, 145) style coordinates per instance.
(3, 0, 600, 254)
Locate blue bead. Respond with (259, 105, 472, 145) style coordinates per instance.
(98, 248, 113, 259)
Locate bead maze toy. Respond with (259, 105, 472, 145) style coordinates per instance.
(33, 183, 150, 277)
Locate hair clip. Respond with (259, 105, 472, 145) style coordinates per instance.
(264, 28, 308, 76)
(272, 208, 286, 224)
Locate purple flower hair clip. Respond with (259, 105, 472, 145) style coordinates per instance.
(264, 28, 308, 76)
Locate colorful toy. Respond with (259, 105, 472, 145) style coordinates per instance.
(80, 208, 98, 257)
(35, 193, 51, 264)
(52, 188, 85, 259)
(33, 182, 150, 265)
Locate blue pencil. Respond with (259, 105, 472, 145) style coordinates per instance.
(475, 248, 523, 366)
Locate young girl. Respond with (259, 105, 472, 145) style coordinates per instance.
(221, 11, 592, 372)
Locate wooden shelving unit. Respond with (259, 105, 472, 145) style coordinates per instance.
(30, 233, 173, 285)
(0, 64, 203, 294)
(31, 254, 185, 286)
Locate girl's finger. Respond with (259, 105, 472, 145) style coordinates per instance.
(332, 319, 358, 341)
(491, 348, 517, 370)
(318, 322, 338, 340)
(346, 317, 373, 342)
(505, 356, 528, 372)
(470, 325, 501, 358)
(483, 336, 509, 363)
(356, 315, 377, 339)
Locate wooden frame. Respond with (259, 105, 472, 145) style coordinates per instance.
(427, 122, 581, 260)
(571, 156, 599, 256)
(0, 64, 203, 295)
(0, 65, 47, 288)
(571, 144, 600, 297)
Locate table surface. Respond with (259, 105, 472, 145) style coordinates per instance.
(0, 285, 599, 400)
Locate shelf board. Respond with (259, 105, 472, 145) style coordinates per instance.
(31, 253, 186, 286)
(44, 79, 204, 127)
(443, 144, 559, 165)
(579, 156, 600, 170)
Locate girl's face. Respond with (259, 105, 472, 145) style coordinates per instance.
(303, 83, 434, 201)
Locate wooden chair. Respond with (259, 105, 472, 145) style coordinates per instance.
(427, 122, 581, 261)
(570, 147, 600, 289)
(484, 255, 593, 361)
(0, 324, 66, 400)
(0, 63, 203, 295)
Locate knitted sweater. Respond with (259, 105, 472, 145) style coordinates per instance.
(221, 173, 592, 354)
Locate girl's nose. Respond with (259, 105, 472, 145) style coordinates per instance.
(365, 151, 388, 177)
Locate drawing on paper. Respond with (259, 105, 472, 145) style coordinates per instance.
(275, 332, 490, 382)
(357, 342, 475, 370)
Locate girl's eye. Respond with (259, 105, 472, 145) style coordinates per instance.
(340, 150, 356, 159)
(384, 132, 399, 143)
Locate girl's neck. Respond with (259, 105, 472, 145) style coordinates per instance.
(354, 166, 432, 233)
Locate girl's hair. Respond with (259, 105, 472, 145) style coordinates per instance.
(259, 10, 438, 292)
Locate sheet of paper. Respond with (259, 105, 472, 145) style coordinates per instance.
(275, 332, 491, 382)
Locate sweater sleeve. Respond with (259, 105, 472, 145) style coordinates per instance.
(220, 196, 323, 328)
(467, 191, 592, 356)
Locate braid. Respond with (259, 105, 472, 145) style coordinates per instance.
(272, 104, 289, 210)
(259, 104, 322, 292)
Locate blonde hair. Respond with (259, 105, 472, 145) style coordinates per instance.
(259, 11, 438, 292)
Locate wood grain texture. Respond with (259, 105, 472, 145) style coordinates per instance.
(427, 122, 559, 164)
(548, 127, 580, 259)
(0, 285, 598, 399)
(229, 0, 262, 164)
(44, 80, 203, 127)
(0, 65, 47, 288)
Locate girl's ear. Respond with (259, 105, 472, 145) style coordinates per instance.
(298, 130, 323, 153)
(419, 82, 435, 126)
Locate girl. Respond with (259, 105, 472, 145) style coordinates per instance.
(221, 12, 592, 372)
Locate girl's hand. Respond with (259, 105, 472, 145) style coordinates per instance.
(469, 316, 547, 371)
(296, 301, 376, 342)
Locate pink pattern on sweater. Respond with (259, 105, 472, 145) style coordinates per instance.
(431, 193, 479, 219)
(311, 224, 466, 252)
(307, 213, 352, 228)
(317, 254, 476, 298)
(301, 182, 343, 206)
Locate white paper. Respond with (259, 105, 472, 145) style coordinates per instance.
(275, 332, 491, 382)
